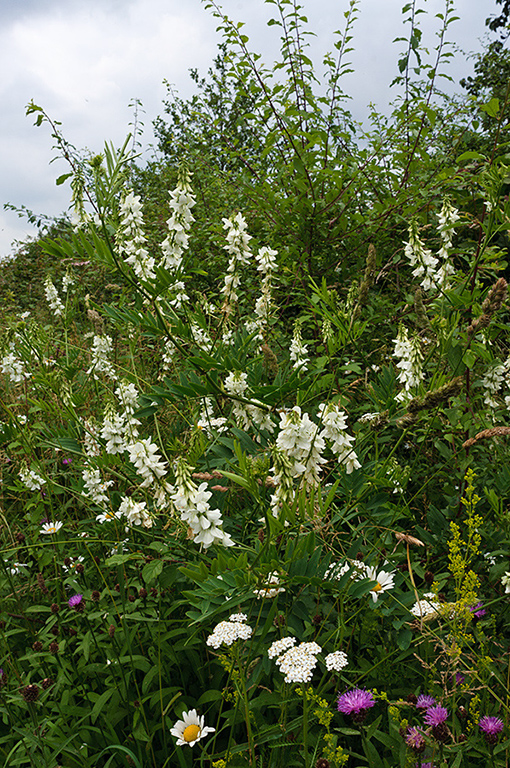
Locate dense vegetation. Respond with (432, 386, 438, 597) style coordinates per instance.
(0, 1, 510, 767)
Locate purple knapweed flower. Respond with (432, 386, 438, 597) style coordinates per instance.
(406, 726, 426, 753)
(337, 688, 375, 723)
(416, 763, 434, 768)
(470, 602, 486, 619)
(479, 716, 504, 745)
(424, 704, 449, 742)
(416, 694, 436, 709)
(68, 594, 83, 609)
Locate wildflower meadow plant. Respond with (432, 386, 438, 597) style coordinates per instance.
(1, 3, 510, 767)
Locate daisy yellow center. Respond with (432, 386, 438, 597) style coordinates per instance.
(372, 582, 382, 592)
(182, 724, 200, 743)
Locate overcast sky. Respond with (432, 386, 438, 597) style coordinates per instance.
(0, 0, 495, 260)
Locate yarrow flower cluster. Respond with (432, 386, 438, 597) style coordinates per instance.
(324, 650, 349, 672)
(410, 592, 442, 619)
(271, 640, 322, 683)
(170, 709, 215, 747)
(206, 615, 253, 648)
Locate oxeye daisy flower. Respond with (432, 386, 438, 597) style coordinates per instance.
(337, 688, 375, 723)
(364, 565, 395, 602)
(40, 521, 63, 535)
(479, 715, 504, 744)
(170, 708, 215, 747)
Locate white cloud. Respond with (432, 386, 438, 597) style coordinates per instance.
(0, 0, 492, 261)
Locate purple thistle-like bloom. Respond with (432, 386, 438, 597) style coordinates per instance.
(406, 726, 426, 753)
(479, 716, 504, 745)
(424, 705, 448, 727)
(337, 688, 375, 723)
(68, 594, 83, 608)
(470, 601, 486, 619)
(416, 694, 436, 709)
(416, 763, 434, 768)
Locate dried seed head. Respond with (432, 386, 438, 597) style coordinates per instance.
(21, 684, 40, 702)
(91, 590, 101, 602)
(108, 625, 115, 638)
(32, 641, 43, 652)
(49, 642, 59, 654)
(42, 677, 54, 690)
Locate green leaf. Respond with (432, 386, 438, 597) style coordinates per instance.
(142, 559, 163, 584)
(480, 97, 500, 118)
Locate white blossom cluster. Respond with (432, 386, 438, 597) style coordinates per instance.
(267, 636, 296, 658)
(118, 496, 153, 528)
(325, 560, 395, 603)
(481, 360, 509, 408)
(410, 592, 442, 618)
(87, 335, 117, 380)
(101, 407, 129, 454)
(325, 650, 349, 672)
(224, 371, 274, 436)
(206, 615, 253, 648)
(161, 338, 177, 372)
(171, 460, 235, 549)
(274, 404, 360, 488)
(318, 403, 361, 474)
(501, 572, 510, 593)
(127, 438, 167, 488)
(83, 420, 101, 457)
(161, 170, 196, 271)
(116, 192, 155, 282)
(254, 246, 278, 332)
(62, 272, 74, 293)
(221, 212, 252, 311)
(289, 321, 309, 371)
(0, 352, 30, 384)
(404, 201, 458, 292)
(273, 641, 322, 683)
(197, 398, 228, 436)
(393, 326, 424, 401)
(44, 276, 65, 317)
(82, 468, 113, 505)
(19, 466, 45, 490)
(253, 572, 286, 599)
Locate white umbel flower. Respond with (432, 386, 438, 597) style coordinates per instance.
(325, 650, 349, 671)
(170, 708, 215, 747)
(206, 618, 253, 648)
